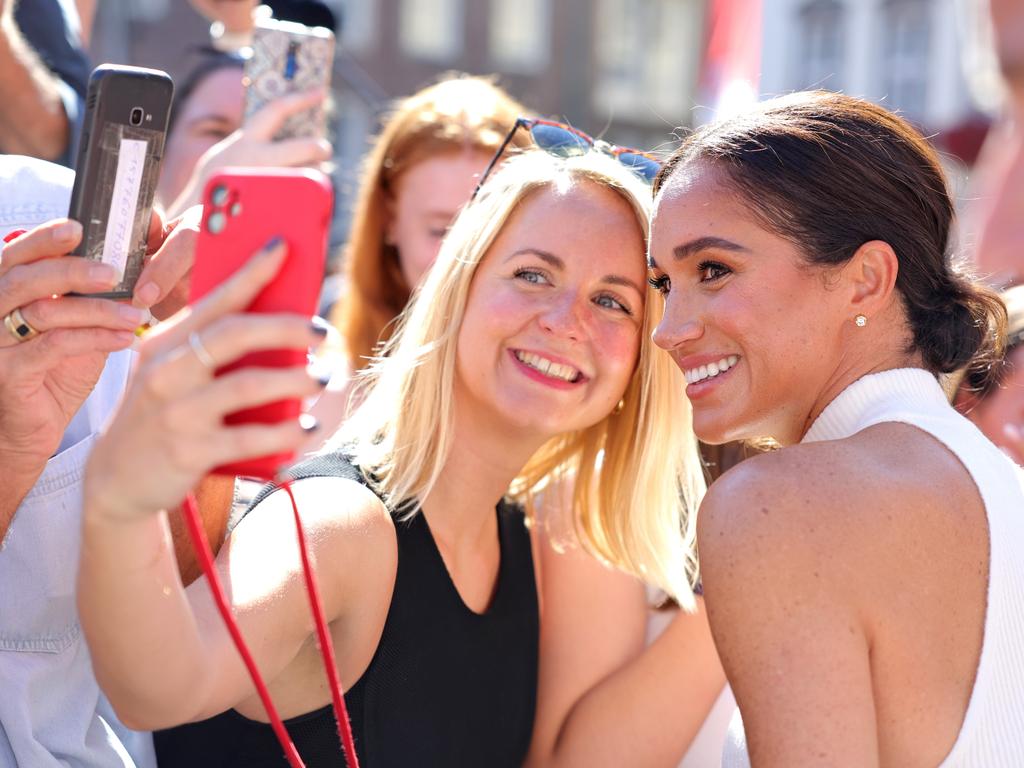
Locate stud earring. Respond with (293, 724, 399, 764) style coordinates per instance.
(613, 398, 625, 415)
(855, 314, 867, 327)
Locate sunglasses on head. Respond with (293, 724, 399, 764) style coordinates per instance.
(472, 117, 662, 200)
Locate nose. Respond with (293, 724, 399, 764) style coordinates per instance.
(652, 296, 703, 351)
(539, 291, 585, 342)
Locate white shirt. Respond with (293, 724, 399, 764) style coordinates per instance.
(0, 155, 153, 767)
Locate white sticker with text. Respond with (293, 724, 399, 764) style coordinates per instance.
(101, 138, 147, 279)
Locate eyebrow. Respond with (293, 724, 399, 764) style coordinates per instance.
(507, 248, 646, 296)
(649, 236, 749, 271)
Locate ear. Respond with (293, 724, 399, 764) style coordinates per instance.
(845, 240, 899, 320)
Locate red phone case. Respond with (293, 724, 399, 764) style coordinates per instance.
(189, 167, 333, 479)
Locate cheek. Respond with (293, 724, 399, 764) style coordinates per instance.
(395, 232, 440, 287)
(593, 321, 642, 383)
(718, 276, 821, 350)
(177, 135, 222, 177)
(458, 288, 529, 364)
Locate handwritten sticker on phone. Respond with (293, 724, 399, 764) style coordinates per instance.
(101, 138, 147, 280)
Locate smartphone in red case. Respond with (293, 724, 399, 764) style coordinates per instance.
(189, 167, 333, 479)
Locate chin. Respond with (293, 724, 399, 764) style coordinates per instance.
(691, 408, 758, 446)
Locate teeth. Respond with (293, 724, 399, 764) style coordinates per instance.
(515, 350, 581, 382)
(685, 355, 738, 385)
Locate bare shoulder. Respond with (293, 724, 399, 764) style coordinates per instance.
(238, 474, 394, 545)
(698, 423, 983, 607)
(698, 440, 867, 562)
(220, 475, 397, 616)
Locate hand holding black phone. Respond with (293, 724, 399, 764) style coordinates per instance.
(68, 64, 173, 299)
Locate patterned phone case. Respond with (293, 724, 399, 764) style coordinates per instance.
(243, 19, 335, 141)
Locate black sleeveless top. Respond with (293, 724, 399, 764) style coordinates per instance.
(154, 452, 539, 768)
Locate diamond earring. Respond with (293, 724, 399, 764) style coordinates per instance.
(855, 314, 867, 327)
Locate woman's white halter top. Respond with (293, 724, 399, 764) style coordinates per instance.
(721, 368, 1024, 767)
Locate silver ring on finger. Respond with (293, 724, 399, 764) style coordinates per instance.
(188, 330, 217, 370)
(4, 306, 40, 343)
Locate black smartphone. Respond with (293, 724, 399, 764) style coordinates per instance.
(68, 64, 173, 298)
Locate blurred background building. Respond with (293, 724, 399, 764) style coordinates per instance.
(88, 0, 999, 246)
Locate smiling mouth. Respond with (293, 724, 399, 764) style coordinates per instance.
(684, 355, 739, 385)
(513, 350, 584, 383)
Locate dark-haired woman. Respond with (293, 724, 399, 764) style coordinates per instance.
(648, 91, 1024, 766)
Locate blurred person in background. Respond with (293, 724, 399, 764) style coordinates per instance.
(0, 0, 92, 165)
(955, 284, 1024, 465)
(968, 0, 1024, 289)
(956, 0, 1024, 469)
(155, 50, 245, 214)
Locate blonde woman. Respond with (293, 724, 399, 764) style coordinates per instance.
(78, 149, 705, 767)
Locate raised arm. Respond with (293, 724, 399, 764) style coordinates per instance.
(526, 501, 725, 768)
(0, 0, 72, 160)
(698, 455, 880, 767)
(161, 91, 332, 220)
(77, 240, 348, 729)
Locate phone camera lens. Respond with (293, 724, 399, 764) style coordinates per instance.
(211, 185, 229, 206)
(207, 211, 226, 235)
(129, 107, 144, 126)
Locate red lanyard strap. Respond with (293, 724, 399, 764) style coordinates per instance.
(182, 482, 360, 768)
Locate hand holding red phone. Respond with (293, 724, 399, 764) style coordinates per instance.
(84, 239, 325, 524)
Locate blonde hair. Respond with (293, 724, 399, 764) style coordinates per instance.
(337, 150, 705, 608)
(331, 74, 529, 369)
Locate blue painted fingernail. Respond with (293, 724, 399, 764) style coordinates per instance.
(265, 236, 284, 250)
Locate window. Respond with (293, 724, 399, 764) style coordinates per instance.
(880, 0, 932, 121)
(594, 0, 702, 120)
(796, 0, 845, 90)
(398, 0, 463, 61)
(489, 0, 550, 72)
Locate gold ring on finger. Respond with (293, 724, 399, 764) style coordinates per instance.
(3, 306, 40, 343)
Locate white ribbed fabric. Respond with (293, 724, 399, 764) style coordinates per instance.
(721, 368, 1024, 768)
